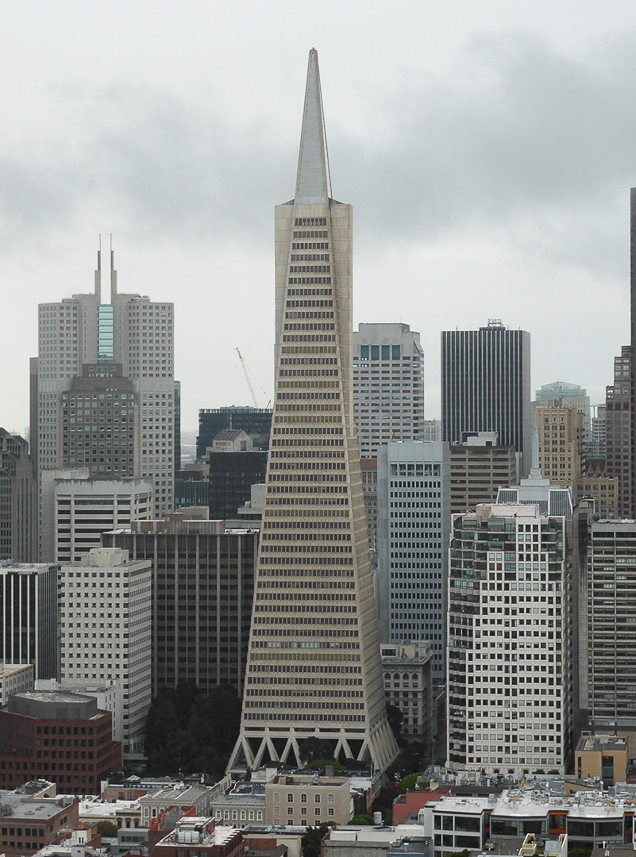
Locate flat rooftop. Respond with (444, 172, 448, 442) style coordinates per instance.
(0, 793, 75, 820)
(577, 735, 627, 753)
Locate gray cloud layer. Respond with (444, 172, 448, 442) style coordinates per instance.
(0, 32, 634, 270)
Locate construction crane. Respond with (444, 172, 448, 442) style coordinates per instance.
(236, 347, 271, 409)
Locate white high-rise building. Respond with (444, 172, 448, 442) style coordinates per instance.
(58, 547, 151, 760)
(376, 442, 450, 683)
(447, 503, 571, 774)
(353, 323, 425, 459)
(228, 50, 398, 774)
(33, 247, 174, 558)
(40, 468, 153, 563)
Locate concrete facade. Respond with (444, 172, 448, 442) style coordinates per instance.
(265, 775, 351, 826)
(575, 735, 627, 785)
(0, 663, 35, 705)
(381, 641, 434, 744)
(377, 442, 450, 683)
(58, 548, 151, 760)
(352, 323, 425, 459)
(33, 249, 175, 558)
(536, 404, 582, 486)
(449, 432, 518, 517)
(605, 346, 632, 518)
(575, 514, 636, 756)
(228, 50, 398, 774)
(447, 504, 571, 774)
(40, 468, 153, 563)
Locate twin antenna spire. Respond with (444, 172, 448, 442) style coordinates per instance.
(295, 48, 333, 204)
(94, 234, 117, 303)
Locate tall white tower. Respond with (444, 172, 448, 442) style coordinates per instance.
(228, 50, 398, 774)
(33, 246, 175, 558)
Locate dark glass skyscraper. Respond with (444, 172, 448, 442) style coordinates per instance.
(441, 321, 532, 475)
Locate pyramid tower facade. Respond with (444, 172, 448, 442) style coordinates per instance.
(227, 50, 398, 774)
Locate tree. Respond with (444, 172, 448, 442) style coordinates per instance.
(350, 814, 373, 825)
(144, 684, 242, 777)
(300, 737, 334, 763)
(386, 704, 404, 739)
(398, 772, 423, 794)
(144, 692, 179, 771)
(302, 824, 331, 857)
(307, 758, 346, 772)
(96, 821, 119, 837)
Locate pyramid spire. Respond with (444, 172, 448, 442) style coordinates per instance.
(295, 48, 332, 204)
(227, 50, 398, 776)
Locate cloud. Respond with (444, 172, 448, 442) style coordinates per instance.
(0, 30, 635, 276)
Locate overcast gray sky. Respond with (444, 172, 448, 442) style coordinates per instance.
(1, 0, 636, 435)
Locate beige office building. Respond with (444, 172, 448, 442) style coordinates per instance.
(449, 432, 518, 516)
(228, 50, 398, 774)
(536, 404, 582, 485)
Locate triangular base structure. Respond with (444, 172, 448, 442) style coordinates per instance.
(227, 50, 398, 777)
(227, 722, 398, 774)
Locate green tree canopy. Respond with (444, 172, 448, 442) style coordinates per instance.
(96, 821, 119, 837)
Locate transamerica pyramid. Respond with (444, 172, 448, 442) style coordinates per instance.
(227, 49, 398, 774)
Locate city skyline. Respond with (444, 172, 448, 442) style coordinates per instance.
(1, 2, 636, 435)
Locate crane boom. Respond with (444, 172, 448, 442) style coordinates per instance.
(236, 347, 259, 408)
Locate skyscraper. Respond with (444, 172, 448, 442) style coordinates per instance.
(574, 502, 636, 756)
(447, 503, 571, 774)
(630, 187, 636, 518)
(58, 547, 152, 761)
(227, 50, 398, 773)
(105, 517, 258, 695)
(0, 429, 36, 562)
(535, 403, 582, 484)
(33, 246, 175, 556)
(607, 345, 632, 517)
(0, 561, 58, 679)
(352, 323, 425, 458)
(376, 441, 450, 683)
(535, 381, 591, 442)
(441, 321, 532, 475)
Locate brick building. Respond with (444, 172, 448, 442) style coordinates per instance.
(0, 692, 121, 794)
(0, 790, 79, 857)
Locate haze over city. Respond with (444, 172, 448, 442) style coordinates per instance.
(1, 0, 635, 433)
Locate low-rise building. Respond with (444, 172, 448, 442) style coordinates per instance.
(0, 791, 79, 857)
(422, 787, 636, 857)
(575, 735, 628, 786)
(211, 783, 265, 826)
(139, 785, 212, 828)
(149, 816, 243, 857)
(323, 826, 428, 857)
(265, 775, 351, 827)
(392, 792, 447, 827)
(78, 797, 141, 829)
